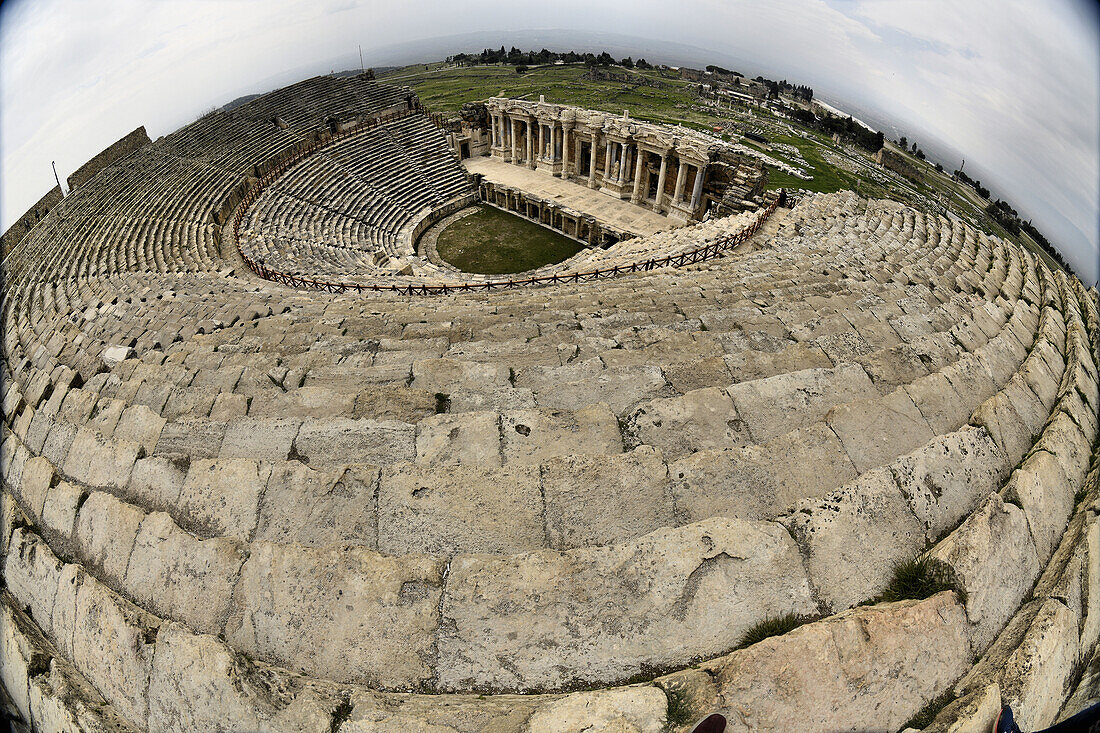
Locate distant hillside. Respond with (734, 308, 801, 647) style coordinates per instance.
(220, 93, 263, 112)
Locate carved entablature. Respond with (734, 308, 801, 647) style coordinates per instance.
(486, 97, 728, 165)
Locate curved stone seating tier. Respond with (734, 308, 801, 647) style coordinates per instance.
(0, 71, 1097, 732)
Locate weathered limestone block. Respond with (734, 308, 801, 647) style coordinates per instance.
(247, 386, 355, 419)
(669, 445, 787, 522)
(438, 518, 816, 692)
(670, 423, 856, 523)
(254, 462, 379, 547)
(293, 417, 415, 466)
(1080, 516, 1100, 657)
(448, 386, 537, 413)
(1018, 355, 1061, 410)
(341, 688, 548, 732)
(415, 411, 501, 465)
(35, 480, 80, 555)
(1059, 387, 1098, 444)
(1, 433, 30, 494)
(525, 687, 666, 733)
(73, 492, 145, 589)
(727, 363, 875, 443)
(764, 424, 860, 504)
(48, 564, 84, 660)
(225, 542, 444, 689)
(27, 655, 139, 733)
(975, 332, 1025, 386)
(1002, 375, 1049, 437)
(905, 371, 971, 435)
(942, 353, 998, 411)
(1058, 645, 1100, 724)
(783, 468, 924, 611)
(3, 528, 62, 635)
(856, 343, 931, 390)
(991, 600, 1079, 730)
(704, 593, 970, 733)
(1032, 411, 1092, 485)
(16, 455, 55, 519)
(1, 599, 48, 724)
(626, 387, 748, 461)
(125, 512, 246, 636)
(128, 454, 189, 512)
(352, 385, 438, 422)
(378, 462, 544, 555)
(41, 420, 77, 468)
(219, 416, 300, 461)
(177, 458, 271, 542)
(929, 493, 1041, 654)
(154, 419, 225, 458)
(723, 343, 832, 384)
(1002, 450, 1075, 564)
(826, 389, 933, 473)
(501, 405, 622, 464)
(891, 426, 1010, 542)
(531, 365, 668, 416)
(148, 622, 337, 733)
(970, 392, 1035, 467)
(62, 427, 143, 489)
(542, 447, 673, 549)
(1, 489, 25, 559)
(918, 683, 1001, 733)
(70, 570, 159, 725)
(113, 404, 165, 456)
(410, 358, 510, 393)
(209, 392, 248, 420)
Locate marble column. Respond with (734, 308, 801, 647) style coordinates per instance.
(619, 142, 629, 182)
(603, 141, 613, 184)
(673, 160, 688, 204)
(588, 135, 599, 188)
(655, 152, 669, 209)
(511, 117, 519, 163)
(561, 125, 572, 178)
(631, 149, 646, 204)
(527, 118, 536, 169)
(539, 123, 546, 162)
(690, 165, 706, 211)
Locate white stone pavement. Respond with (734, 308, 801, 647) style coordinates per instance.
(463, 156, 680, 237)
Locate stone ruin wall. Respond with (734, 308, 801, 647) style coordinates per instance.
(65, 126, 152, 191)
(0, 185, 63, 262)
(876, 146, 923, 183)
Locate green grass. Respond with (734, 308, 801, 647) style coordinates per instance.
(736, 612, 815, 649)
(875, 556, 964, 604)
(902, 689, 956, 729)
(663, 687, 694, 731)
(435, 205, 584, 274)
(379, 63, 699, 122)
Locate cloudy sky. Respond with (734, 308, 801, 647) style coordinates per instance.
(2, 0, 1097, 281)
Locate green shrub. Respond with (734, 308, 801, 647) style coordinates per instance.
(876, 555, 964, 604)
(736, 612, 812, 649)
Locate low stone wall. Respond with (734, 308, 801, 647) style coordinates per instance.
(0, 185, 62, 262)
(479, 179, 628, 249)
(66, 127, 151, 191)
(400, 192, 480, 256)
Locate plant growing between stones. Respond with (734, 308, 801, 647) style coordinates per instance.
(902, 689, 956, 729)
(663, 687, 694, 731)
(875, 555, 965, 604)
(736, 612, 815, 649)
